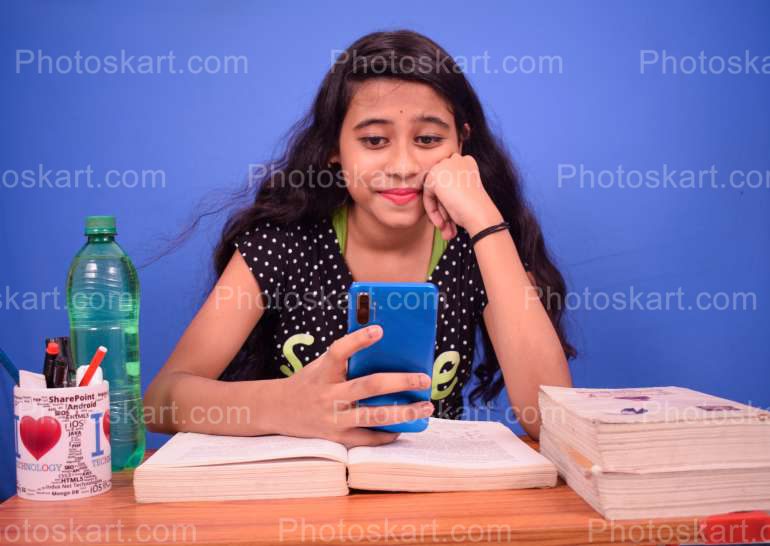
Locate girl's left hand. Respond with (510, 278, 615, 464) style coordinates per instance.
(422, 153, 503, 240)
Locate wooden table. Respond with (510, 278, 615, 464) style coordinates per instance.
(0, 437, 718, 545)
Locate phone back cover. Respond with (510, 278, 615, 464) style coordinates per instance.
(347, 282, 439, 432)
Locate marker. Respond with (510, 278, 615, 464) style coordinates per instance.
(0, 347, 20, 385)
(43, 342, 60, 388)
(79, 346, 108, 387)
(44, 337, 75, 386)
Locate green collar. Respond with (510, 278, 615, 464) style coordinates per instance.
(331, 204, 447, 277)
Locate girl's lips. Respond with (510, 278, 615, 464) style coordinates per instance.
(379, 188, 420, 205)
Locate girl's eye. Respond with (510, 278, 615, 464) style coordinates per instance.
(360, 136, 388, 148)
(415, 135, 444, 146)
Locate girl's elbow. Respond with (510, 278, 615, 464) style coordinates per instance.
(143, 375, 174, 433)
(522, 417, 542, 442)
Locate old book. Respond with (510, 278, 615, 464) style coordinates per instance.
(538, 385, 770, 519)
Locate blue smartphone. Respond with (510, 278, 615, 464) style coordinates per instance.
(346, 281, 439, 433)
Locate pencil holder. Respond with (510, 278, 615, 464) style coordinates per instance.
(13, 381, 111, 500)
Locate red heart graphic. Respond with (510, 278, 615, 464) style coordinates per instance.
(19, 416, 61, 460)
(103, 410, 110, 438)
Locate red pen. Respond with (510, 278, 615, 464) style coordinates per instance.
(78, 346, 108, 387)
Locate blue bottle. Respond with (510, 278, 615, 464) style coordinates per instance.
(66, 216, 145, 470)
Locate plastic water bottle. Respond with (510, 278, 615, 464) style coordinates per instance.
(66, 216, 145, 470)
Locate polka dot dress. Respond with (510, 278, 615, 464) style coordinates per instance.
(234, 216, 489, 419)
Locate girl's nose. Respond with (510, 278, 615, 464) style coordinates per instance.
(384, 143, 421, 180)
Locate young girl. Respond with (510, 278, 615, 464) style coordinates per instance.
(145, 30, 574, 447)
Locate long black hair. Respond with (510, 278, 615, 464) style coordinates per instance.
(214, 29, 576, 405)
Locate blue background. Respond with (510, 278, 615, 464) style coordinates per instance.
(1, 1, 769, 503)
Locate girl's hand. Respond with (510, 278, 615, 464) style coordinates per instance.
(422, 153, 503, 240)
(274, 324, 435, 448)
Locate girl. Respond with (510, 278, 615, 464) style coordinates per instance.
(145, 30, 574, 447)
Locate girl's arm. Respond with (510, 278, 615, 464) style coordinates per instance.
(466, 207, 572, 441)
(144, 250, 434, 444)
(423, 153, 572, 440)
(144, 250, 285, 435)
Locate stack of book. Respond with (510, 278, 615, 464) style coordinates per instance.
(538, 385, 770, 520)
(134, 417, 557, 502)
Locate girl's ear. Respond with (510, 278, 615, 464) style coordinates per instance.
(327, 151, 340, 167)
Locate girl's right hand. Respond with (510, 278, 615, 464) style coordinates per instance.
(273, 324, 434, 448)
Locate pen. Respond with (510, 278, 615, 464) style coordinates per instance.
(60, 337, 75, 387)
(79, 346, 108, 387)
(0, 346, 20, 385)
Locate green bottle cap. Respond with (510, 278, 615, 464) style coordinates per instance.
(85, 216, 117, 235)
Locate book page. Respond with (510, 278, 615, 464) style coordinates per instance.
(140, 432, 348, 468)
(540, 385, 770, 424)
(348, 418, 551, 469)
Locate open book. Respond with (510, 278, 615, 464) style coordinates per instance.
(134, 418, 557, 502)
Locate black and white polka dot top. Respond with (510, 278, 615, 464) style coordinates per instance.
(233, 213, 489, 419)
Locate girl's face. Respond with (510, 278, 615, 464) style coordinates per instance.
(330, 78, 466, 229)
